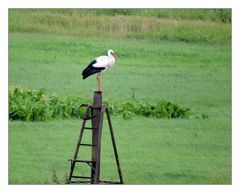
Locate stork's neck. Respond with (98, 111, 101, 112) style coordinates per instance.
(109, 55, 115, 62)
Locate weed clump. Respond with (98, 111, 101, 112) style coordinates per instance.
(106, 100, 191, 119)
(9, 85, 90, 121)
(9, 85, 192, 121)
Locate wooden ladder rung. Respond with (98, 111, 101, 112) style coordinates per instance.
(68, 159, 96, 163)
(84, 127, 98, 130)
(80, 143, 96, 147)
(70, 180, 91, 184)
(71, 176, 93, 179)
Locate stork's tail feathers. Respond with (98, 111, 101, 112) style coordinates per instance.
(82, 73, 88, 79)
(82, 68, 92, 79)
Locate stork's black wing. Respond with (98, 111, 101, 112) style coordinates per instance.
(82, 59, 105, 79)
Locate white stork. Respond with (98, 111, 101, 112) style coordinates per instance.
(82, 49, 116, 92)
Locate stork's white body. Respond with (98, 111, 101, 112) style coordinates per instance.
(93, 54, 115, 72)
(82, 49, 116, 91)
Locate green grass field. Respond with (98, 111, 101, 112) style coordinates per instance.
(9, 9, 231, 184)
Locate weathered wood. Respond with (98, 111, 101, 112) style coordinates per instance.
(91, 91, 103, 184)
(106, 107, 124, 184)
(68, 105, 90, 182)
(68, 91, 123, 184)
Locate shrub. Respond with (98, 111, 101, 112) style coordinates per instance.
(9, 85, 192, 121)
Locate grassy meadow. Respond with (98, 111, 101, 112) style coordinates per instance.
(9, 9, 231, 184)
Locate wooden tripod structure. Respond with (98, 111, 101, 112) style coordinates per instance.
(68, 91, 123, 184)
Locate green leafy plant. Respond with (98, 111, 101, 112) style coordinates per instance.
(9, 85, 193, 121)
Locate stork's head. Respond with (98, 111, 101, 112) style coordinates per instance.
(108, 49, 116, 58)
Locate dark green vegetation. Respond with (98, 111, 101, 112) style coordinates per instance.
(9, 85, 191, 121)
(9, 9, 231, 184)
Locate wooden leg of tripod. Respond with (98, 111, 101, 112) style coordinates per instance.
(105, 107, 124, 184)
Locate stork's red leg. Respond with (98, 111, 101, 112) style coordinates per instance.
(96, 74, 101, 92)
(98, 74, 101, 92)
